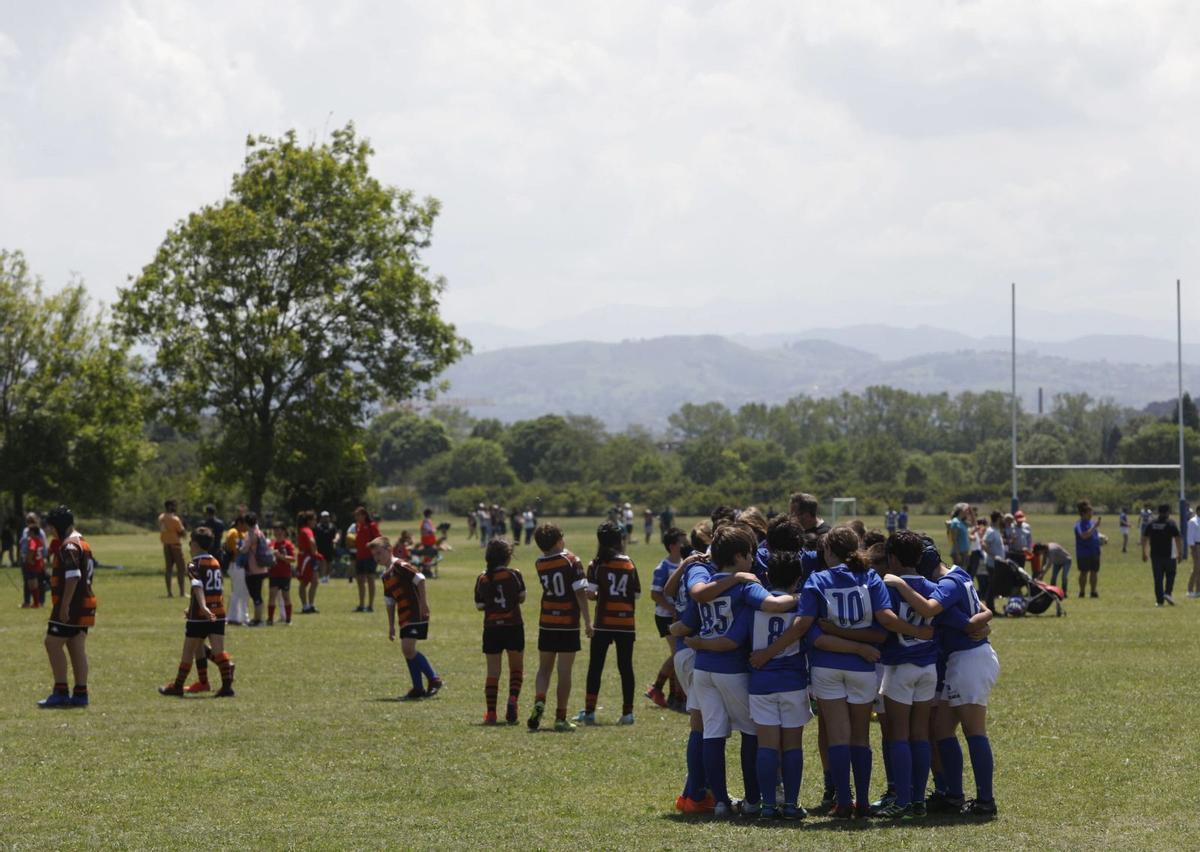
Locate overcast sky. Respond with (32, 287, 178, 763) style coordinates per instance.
(3, 1, 1200, 347)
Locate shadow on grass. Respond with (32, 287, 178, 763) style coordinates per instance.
(658, 812, 979, 831)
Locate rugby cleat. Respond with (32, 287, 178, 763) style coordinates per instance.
(483, 712, 498, 725)
(573, 710, 596, 725)
(553, 718, 577, 733)
(617, 713, 635, 725)
(37, 692, 73, 709)
(735, 800, 761, 818)
(780, 804, 806, 820)
(961, 798, 998, 818)
(906, 802, 927, 819)
(645, 685, 668, 708)
(527, 700, 545, 731)
(158, 683, 184, 697)
(759, 805, 779, 820)
(215, 686, 235, 698)
(399, 688, 426, 701)
(70, 693, 89, 707)
(853, 802, 871, 819)
(426, 678, 444, 697)
(872, 802, 907, 819)
(184, 681, 211, 694)
(870, 789, 896, 814)
(712, 801, 734, 818)
(505, 698, 519, 725)
(829, 804, 853, 820)
(926, 792, 965, 814)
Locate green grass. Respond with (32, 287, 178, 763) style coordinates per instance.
(0, 513, 1196, 850)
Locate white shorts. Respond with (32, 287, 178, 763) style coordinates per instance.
(749, 689, 814, 728)
(873, 665, 885, 714)
(810, 667, 878, 704)
(944, 644, 1000, 707)
(881, 663, 938, 705)
(674, 647, 698, 710)
(692, 669, 754, 738)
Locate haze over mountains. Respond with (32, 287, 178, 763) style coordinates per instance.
(440, 321, 1200, 430)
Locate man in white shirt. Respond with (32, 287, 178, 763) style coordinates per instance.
(1187, 509, 1200, 598)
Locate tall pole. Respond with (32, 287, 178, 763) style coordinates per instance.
(1179, 279, 1187, 521)
(1011, 282, 1019, 512)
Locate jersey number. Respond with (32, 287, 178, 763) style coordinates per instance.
(540, 572, 566, 597)
(204, 572, 223, 593)
(495, 587, 507, 609)
(608, 573, 629, 598)
(766, 615, 786, 645)
(827, 588, 866, 628)
(897, 602, 928, 647)
(699, 597, 731, 637)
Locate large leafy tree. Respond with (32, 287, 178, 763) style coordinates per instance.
(367, 408, 451, 484)
(116, 125, 467, 511)
(0, 250, 146, 517)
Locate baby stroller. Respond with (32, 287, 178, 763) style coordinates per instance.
(990, 558, 1065, 617)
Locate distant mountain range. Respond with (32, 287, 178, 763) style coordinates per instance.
(436, 328, 1199, 429)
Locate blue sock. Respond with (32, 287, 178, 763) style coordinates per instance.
(702, 738, 728, 803)
(937, 737, 964, 798)
(405, 657, 422, 691)
(828, 744, 852, 806)
(756, 748, 780, 807)
(414, 652, 437, 684)
(686, 731, 706, 802)
(965, 735, 994, 802)
(823, 768, 834, 791)
(932, 769, 946, 794)
(910, 741, 932, 804)
(849, 746, 872, 806)
(740, 733, 760, 805)
(888, 741, 913, 806)
(881, 737, 894, 790)
(782, 749, 804, 807)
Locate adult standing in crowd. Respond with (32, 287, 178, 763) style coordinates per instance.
(202, 505, 226, 553)
(314, 511, 339, 584)
(243, 512, 269, 626)
(1013, 511, 1032, 567)
(897, 505, 909, 530)
(643, 508, 654, 545)
(659, 505, 674, 537)
(1074, 500, 1102, 599)
(1141, 504, 1182, 607)
(885, 507, 898, 534)
(981, 512, 1006, 613)
(789, 492, 830, 536)
(158, 499, 187, 598)
(353, 506, 381, 612)
(1188, 507, 1200, 599)
(1139, 506, 1153, 536)
(1032, 542, 1072, 596)
(947, 503, 972, 570)
(478, 504, 491, 547)
(524, 507, 537, 545)
(510, 506, 523, 546)
(1119, 508, 1131, 553)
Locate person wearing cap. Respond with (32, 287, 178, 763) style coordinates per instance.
(313, 511, 338, 584)
(1141, 504, 1182, 607)
(1013, 511, 1032, 563)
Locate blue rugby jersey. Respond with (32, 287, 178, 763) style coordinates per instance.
(691, 577, 768, 674)
(798, 564, 890, 673)
(931, 565, 989, 655)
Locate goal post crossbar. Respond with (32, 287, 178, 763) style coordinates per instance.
(1014, 464, 1180, 470)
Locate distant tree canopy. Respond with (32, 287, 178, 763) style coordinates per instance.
(0, 250, 145, 518)
(115, 124, 466, 512)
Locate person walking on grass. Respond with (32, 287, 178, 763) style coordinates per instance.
(474, 539, 526, 724)
(1142, 504, 1182, 607)
(1188, 508, 1200, 599)
(353, 506, 381, 613)
(157, 527, 235, 697)
(375, 536, 443, 701)
(159, 499, 187, 598)
(1074, 501, 1102, 599)
(38, 506, 96, 709)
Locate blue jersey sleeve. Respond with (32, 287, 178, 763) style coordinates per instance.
(742, 582, 770, 611)
(866, 571, 890, 612)
(930, 576, 963, 610)
(726, 607, 753, 648)
(681, 602, 700, 632)
(685, 562, 713, 595)
(798, 577, 825, 618)
(936, 606, 971, 630)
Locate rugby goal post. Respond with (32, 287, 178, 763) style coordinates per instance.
(1009, 281, 1186, 519)
(831, 497, 857, 524)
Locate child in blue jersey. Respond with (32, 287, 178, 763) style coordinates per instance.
(678, 524, 796, 818)
(755, 525, 931, 819)
(885, 540, 1001, 817)
(647, 528, 688, 710)
(874, 532, 992, 818)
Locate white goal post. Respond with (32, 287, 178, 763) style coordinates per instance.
(830, 497, 857, 524)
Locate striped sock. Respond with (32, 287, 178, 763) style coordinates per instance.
(174, 662, 192, 689)
(195, 657, 209, 684)
(53, 682, 68, 696)
(485, 677, 499, 714)
(508, 670, 523, 702)
(72, 683, 87, 697)
(215, 652, 234, 687)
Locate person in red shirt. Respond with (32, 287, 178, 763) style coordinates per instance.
(474, 539, 526, 724)
(22, 518, 46, 608)
(268, 523, 295, 625)
(295, 511, 322, 615)
(354, 506, 381, 613)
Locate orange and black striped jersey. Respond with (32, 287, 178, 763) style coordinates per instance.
(475, 568, 525, 627)
(382, 559, 424, 625)
(588, 555, 640, 633)
(187, 554, 225, 620)
(535, 550, 588, 631)
(49, 535, 97, 627)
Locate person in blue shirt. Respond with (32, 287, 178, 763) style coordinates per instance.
(1075, 500, 1103, 598)
(897, 506, 909, 530)
(677, 523, 796, 818)
(946, 504, 972, 572)
(885, 508, 898, 534)
(751, 525, 930, 820)
(885, 541, 1001, 818)
(646, 528, 687, 710)
(875, 532, 991, 818)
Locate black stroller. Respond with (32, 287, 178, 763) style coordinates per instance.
(989, 558, 1065, 617)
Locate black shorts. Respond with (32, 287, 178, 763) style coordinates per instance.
(245, 573, 266, 604)
(46, 622, 87, 638)
(356, 558, 377, 576)
(1078, 554, 1101, 573)
(482, 624, 526, 654)
(538, 628, 581, 654)
(186, 619, 227, 638)
(399, 621, 429, 640)
(269, 576, 291, 590)
(655, 614, 673, 638)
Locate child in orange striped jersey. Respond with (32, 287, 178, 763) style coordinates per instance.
(475, 539, 526, 724)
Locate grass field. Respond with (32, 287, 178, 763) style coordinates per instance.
(0, 512, 1197, 850)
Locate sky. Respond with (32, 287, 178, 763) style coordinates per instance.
(3, 0, 1200, 348)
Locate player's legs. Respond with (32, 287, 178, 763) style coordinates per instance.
(755, 721, 782, 810)
(366, 574, 376, 609)
(884, 696, 913, 808)
(281, 586, 292, 622)
(615, 634, 635, 717)
(45, 634, 70, 685)
(847, 701, 874, 809)
(1190, 551, 1200, 595)
(173, 546, 187, 596)
(956, 703, 994, 807)
(1152, 559, 1166, 604)
(484, 652, 502, 719)
(1165, 558, 1177, 601)
(355, 574, 367, 608)
(506, 648, 524, 721)
(555, 652, 575, 721)
(583, 633, 611, 716)
(534, 651, 555, 698)
(163, 545, 174, 596)
(908, 699, 933, 806)
(816, 698, 852, 808)
(780, 723, 805, 810)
